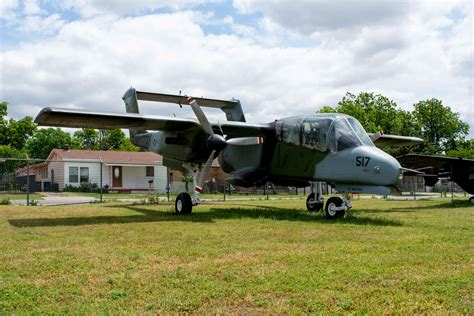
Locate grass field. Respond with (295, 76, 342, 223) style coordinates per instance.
(0, 193, 44, 201)
(1, 198, 472, 313)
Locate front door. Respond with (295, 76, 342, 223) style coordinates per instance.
(112, 166, 122, 188)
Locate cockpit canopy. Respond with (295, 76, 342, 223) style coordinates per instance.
(275, 114, 374, 152)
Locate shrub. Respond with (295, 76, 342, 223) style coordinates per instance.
(63, 182, 106, 193)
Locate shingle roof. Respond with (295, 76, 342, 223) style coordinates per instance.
(49, 149, 162, 164)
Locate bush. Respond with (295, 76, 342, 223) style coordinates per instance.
(0, 198, 10, 205)
(63, 182, 106, 193)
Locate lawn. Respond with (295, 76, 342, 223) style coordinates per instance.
(0, 193, 44, 201)
(0, 198, 472, 313)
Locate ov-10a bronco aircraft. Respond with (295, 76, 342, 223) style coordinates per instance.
(35, 88, 422, 219)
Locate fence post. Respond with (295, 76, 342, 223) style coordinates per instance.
(26, 155, 30, 206)
(412, 176, 416, 201)
(99, 160, 103, 203)
(166, 167, 170, 202)
(223, 180, 226, 201)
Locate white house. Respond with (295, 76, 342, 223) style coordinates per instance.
(31, 149, 169, 193)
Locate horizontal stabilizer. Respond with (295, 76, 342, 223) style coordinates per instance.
(132, 88, 246, 122)
(136, 90, 238, 108)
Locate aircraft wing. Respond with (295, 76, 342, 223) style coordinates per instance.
(34, 107, 269, 137)
(370, 134, 423, 147)
(35, 107, 200, 131)
(398, 154, 474, 194)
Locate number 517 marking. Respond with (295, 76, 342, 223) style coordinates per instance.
(355, 156, 370, 167)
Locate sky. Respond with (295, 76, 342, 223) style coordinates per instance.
(1, 0, 473, 137)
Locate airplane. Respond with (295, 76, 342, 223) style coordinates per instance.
(34, 87, 423, 219)
(398, 154, 474, 202)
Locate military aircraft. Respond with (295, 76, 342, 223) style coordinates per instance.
(34, 88, 422, 219)
(398, 154, 474, 202)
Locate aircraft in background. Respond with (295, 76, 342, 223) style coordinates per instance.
(35, 87, 422, 219)
(398, 154, 474, 202)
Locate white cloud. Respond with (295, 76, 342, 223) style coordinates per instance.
(0, 0, 19, 21)
(23, 0, 43, 15)
(234, 0, 410, 34)
(0, 1, 473, 137)
(59, 0, 210, 17)
(19, 13, 65, 34)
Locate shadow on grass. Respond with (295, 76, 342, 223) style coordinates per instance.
(8, 203, 403, 228)
(387, 199, 474, 212)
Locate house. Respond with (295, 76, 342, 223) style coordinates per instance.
(15, 148, 227, 194)
(17, 149, 168, 193)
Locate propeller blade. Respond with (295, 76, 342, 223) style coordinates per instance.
(195, 150, 216, 193)
(226, 136, 263, 146)
(187, 97, 214, 135)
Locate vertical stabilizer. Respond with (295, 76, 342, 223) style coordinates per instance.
(122, 87, 147, 138)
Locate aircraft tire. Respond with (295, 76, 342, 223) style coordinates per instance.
(175, 192, 192, 214)
(470, 196, 474, 203)
(306, 192, 323, 212)
(324, 197, 345, 219)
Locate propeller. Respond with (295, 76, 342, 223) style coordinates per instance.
(186, 97, 263, 193)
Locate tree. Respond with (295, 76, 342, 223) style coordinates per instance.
(0, 145, 27, 174)
(413, 99, 469, 154)
(73, 128, 139, 151)
(99, 129, 139, 151)
(446, 139, 474, 159)
(26, 128, 81, 159)
(319, 92, 407, 135)
(0, 102, 37, 150)
(73, 128, 100, 150)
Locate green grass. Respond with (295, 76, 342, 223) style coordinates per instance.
(0, 193, 44, 200)
(0, 198, 472, 313)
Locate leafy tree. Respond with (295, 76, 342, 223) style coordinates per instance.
(99, 129, 139, 151)
(73, 128, 139, 151)
(73, 128, 100, 150)
(446, 139, 474, 159)
(26, 128, 81, 159)
(319, 92, 405, 135)
(0, 102, 37, 150)
(0, 145, 27, 174)
(413, 99, 469, 154)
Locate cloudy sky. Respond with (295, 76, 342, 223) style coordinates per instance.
(1, 0, 473, 136)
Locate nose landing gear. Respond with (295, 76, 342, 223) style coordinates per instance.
(306, 192, 352, 219)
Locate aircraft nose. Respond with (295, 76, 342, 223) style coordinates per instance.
(367, 147, 402, 185)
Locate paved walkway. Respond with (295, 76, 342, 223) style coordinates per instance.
(10, 193, 98, 206)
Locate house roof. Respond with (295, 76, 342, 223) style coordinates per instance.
(48, 149, 163, 165)
(16, 162, 47, 174)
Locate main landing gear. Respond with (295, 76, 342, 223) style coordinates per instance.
(174, 164, 202, 215)
(306, 192, 352, 219)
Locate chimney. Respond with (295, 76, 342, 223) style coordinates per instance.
(63, 144, 70, 151)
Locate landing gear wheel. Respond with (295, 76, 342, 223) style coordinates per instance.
(306, 192, 323, 212)
(175, 192, 192, 214)
(470, 196, 474, 203)
(325, 197, 345, 219)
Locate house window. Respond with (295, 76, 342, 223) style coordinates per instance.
(69, 167, 78, 183)
(80, 167, 89, 183)
(146, 166, 154, 177)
